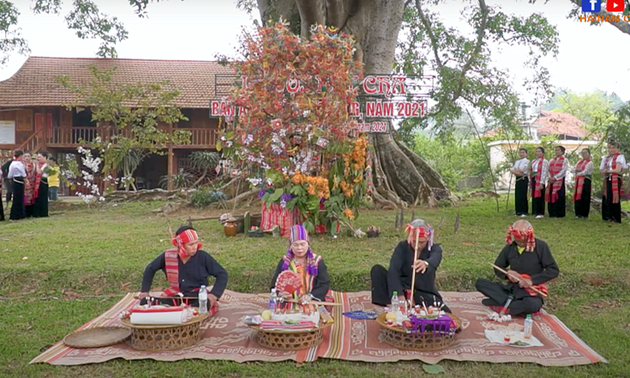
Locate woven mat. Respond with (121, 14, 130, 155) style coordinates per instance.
(30, 290, 606, 366)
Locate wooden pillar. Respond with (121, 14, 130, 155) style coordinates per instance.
(167, 123, 174, 190)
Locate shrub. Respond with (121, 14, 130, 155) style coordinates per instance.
(190, 188, 227, 208)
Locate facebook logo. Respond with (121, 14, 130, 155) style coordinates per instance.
(582, 0, 601, 12)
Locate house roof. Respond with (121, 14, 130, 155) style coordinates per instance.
(532, 110, 594, 139)
(483, 110, 595, 140)
(0, 56, 234, 109)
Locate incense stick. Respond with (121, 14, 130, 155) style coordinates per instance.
(409, 227, 420, 308)
(489, 263, 547, 297)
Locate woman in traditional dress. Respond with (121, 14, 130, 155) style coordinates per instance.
(8, 150, 26, 220)
(23, 152, 42, 218)
(529, 147, 549, 219)
(573, 148, 593, 218)
(510, 148, 530, 217)
(546, 146, 568, 218)
(271, 225, 330, 304)
(33, 150, 50, 218)
(600, 141, 627, 223)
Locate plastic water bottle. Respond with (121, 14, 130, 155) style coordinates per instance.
(270, 288, 278, 313)
(523, 314, 533, 339)
(391, 291, 400, 314)
(198, 285, 208, 314)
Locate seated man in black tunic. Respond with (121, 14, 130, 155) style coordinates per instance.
(371, 218, 450, 313)
(139, 226, 228, 314)
(475, 220, 559, 316)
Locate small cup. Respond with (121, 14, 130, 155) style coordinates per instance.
(386, 319, 394, 326)
(503, 331, 511, 343)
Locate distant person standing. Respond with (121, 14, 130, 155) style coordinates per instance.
(47, 157, 60, 201)
(34, 150, 50, 218)
(573, 148, 593, 218)
(510, 148, 530, 217)
(8, 149, 26, 220)
(600, 141, 627, 224)
(546, 146, 568, 218)
(529, 147, 549, 219)
(1, 156, 13, 207)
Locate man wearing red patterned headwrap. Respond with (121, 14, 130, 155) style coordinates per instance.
(370, 219, 450, 312)
(139, 226, 228, 313)
(475, 220, 559, 316)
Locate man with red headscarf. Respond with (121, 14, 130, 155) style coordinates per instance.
(370, 219, 450, 312)
(139, 226, 228, 314)
(475, 220, 559, 316)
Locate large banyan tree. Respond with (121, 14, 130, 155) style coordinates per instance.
(253, 0, 455, 208)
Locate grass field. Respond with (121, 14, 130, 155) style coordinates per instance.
(0, 197, 629, 377)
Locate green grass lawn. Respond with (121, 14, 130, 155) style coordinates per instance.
(1, 197, 629, 378)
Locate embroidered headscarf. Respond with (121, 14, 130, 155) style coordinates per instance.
(282, 225, 318, 275)
(405, 218, 434, 251)
(505, 220, 535, 252)
(171, 226, 203, 259)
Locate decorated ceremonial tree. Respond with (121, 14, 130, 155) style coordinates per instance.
(217, 22, 368, 232)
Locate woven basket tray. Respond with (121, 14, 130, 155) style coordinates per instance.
(248, 321, 333, 351)
(376, 313, 460, 351)
(120, 312, 209, 351)
(63, 326, 131, 349)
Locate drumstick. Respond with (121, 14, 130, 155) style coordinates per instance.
(489, 263, 547, 297)
(256, 293, 342, 306)
(409, 227, 420, 308)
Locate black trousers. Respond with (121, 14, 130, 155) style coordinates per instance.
(574, 179, 591, 218)
(530, 177, 545, 216)
(514, 177, 529, 215)
(475, 278, 543, 316)
(370, 265, 451, 313)
(34, 179, 49, 218)
(9, 179, 25, 220)
(4, 178, 12, 203)
(602, 178, 622, 223)
(547, 180, 566, 218)
(0, 191, 4, 221)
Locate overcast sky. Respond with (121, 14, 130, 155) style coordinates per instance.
(1, 0, 629, 105)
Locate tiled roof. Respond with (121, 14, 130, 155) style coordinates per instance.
(0, 56, 234, 108)
(533, 110, 593, 139)
(483, 111, 596, 140)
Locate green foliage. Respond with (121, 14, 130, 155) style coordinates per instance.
(189, 187, 227, 208)
(544, 89, 620, 130)
(159, 171, 193, 189)
(603, 102, 630, 156)
(396, 1, 559, 137)
(56, 65, 190, 183)
(189, 151, 219, 171)
(412, 133, 491, 190)
(0, 0, 29, 65)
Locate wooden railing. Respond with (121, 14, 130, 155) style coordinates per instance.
(18, 128, 44, 153)
(45, 127, 217, 149)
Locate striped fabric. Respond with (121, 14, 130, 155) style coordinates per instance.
(163, 248, 180, 296)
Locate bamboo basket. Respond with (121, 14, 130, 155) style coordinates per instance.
(376, 313, 460, 351)
(120, 311, 209, 351)
(248, 321, 333, 351)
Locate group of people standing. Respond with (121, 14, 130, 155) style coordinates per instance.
(0, 149, 59, 222)
(511, 141, 627, 223)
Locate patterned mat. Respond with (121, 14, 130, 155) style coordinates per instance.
(31, 290, 606, 366)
